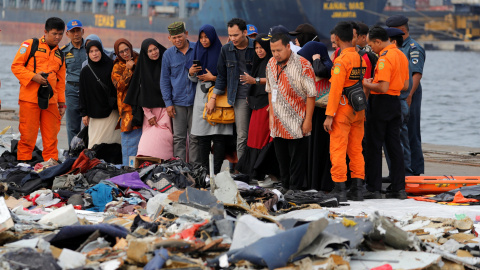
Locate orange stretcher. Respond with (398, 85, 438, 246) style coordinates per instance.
(405, 176, 480, 195)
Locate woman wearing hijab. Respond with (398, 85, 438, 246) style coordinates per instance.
(236, 33, 279, 183)
(298, 41, 334, 191)
(187, 24, 232, 174)
(124, 38, 173, 160)
(79, 40, 120, 149)
(81, 34, 116, 68)
(111, 38, 141, 166)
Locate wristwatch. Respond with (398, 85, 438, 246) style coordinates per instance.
(255, 77, 260, 85)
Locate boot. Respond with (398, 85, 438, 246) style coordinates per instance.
(330, 182, 347, 202)
(347, 178, 364, 201)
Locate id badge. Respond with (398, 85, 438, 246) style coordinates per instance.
(272, 84, 278, 103)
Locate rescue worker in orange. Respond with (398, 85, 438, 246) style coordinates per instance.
(323, 22, 367, 202)
(11, 17, 66, 162)
(362, 26, 410, 199)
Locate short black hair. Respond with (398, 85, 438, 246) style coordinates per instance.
(390, 36, 404, 47)
(350, 21, 359, 35)
(227, 18, 247, 31)
(368, 26, 389, 42)
(45, 17, 65, 32)
(357, 22, 369, 35)
(403, 23, 410, 32)
(334, 21, 353, 42)
(330, 29, 336, 35)
(270, 33, 290, 46)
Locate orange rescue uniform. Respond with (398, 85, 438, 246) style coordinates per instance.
(371, 44, 409, 96)
(326, 47, 367, 183)
(11, 36, 66, 161)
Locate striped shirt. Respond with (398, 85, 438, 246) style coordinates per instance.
(265, 52, 316, 139)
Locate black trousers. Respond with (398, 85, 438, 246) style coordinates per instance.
(197, 135, 227, 175)
(273, 137, 308, 190)
(366, 94, 405, 192)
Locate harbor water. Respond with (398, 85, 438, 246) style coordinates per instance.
(0, 45, 479, 148)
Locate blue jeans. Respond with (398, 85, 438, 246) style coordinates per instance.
(65, 84, 82, 146)
(408, 88, 424, 175)
(121, 129, 142, 166)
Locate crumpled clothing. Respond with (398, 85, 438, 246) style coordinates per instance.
(125, 197, 144, 205)
(108, 171, 151, 190)
(34, 158, 59, 172)
(85, 183, 120, 212)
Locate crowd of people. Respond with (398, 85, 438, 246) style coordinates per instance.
(10, 15, 426, 202)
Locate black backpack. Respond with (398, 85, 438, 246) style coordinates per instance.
(24, 38, 64, 72)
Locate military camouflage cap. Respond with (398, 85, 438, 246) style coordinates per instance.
(168, 21, 186, 36)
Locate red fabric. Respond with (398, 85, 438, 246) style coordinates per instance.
(361, 53, 372, 79)
(452, 191, 479, 203)
(411, 196, 437, 202)
(246, 106, 271, 149)
(175, 220, 209, 241)
(68, 150, 101, 174)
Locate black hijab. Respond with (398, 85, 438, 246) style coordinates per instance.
(251, 33, 273, 78)
(125, 38, 167, 108)
(248, 34, 273, 110)
(79, 40, 116, 118)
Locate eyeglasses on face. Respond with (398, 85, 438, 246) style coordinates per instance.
(119, 48, 130, 55)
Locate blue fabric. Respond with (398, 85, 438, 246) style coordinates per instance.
(213, 38, 256, 106)
(160, 41, 196, 107)
(65, 86, 82, 145)
(20, 157, 77, 186)
(400, 36, 425, 174)
(186, 24, 222, 76)
(121, 128, 142, 166)
(399, 36, 425, 99)
(144, 249, 169, 270)
(408, 87, 424, 175)
(210, 219, 328, 270)
(61, 39, 86, 83)
(297, 41, 333, 70)
(85, 183, 119, 212)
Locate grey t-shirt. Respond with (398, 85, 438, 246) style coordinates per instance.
(236, 48, 251, 99)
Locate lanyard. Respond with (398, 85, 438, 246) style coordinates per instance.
(276, 64, 287, 84)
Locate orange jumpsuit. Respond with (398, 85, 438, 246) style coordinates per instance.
(11, 36, 66, 161)
(326, 47, 367, 183)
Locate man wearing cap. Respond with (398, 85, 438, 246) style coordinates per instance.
(289, 23, 320, 47)
(246, 24, 258, 39)
(269, 25, 301, 53)
(160, 21, 199, 164)
(61, 19, 86, 146)
(386, 15, 426, 176)
(11, 17, 66, 162)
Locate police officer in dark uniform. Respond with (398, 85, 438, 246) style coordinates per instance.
(61, 19, 86, 146)
(386, 15, 426, 176)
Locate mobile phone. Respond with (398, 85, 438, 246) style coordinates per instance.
(193, 60, 201, 66)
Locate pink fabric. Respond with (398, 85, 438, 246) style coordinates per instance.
(137, 107, 174, 160)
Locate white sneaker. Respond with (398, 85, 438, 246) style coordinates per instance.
(258, 176, 278, 188)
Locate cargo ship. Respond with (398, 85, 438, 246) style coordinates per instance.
(0, 0, 388, 47)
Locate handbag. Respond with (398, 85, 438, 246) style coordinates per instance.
(314, 76, 330, 108)
(203, 86, 235, 126)
(342, 54, 367, 112)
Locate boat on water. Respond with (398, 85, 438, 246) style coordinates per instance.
(0, 0, 388, 46)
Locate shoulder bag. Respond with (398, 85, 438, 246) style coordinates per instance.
(203, 86, 235, 126)
(342, 54, 367, 112)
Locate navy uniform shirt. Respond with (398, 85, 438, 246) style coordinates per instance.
(61, 39, 87, 83)
(399, 36, 425, 99)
